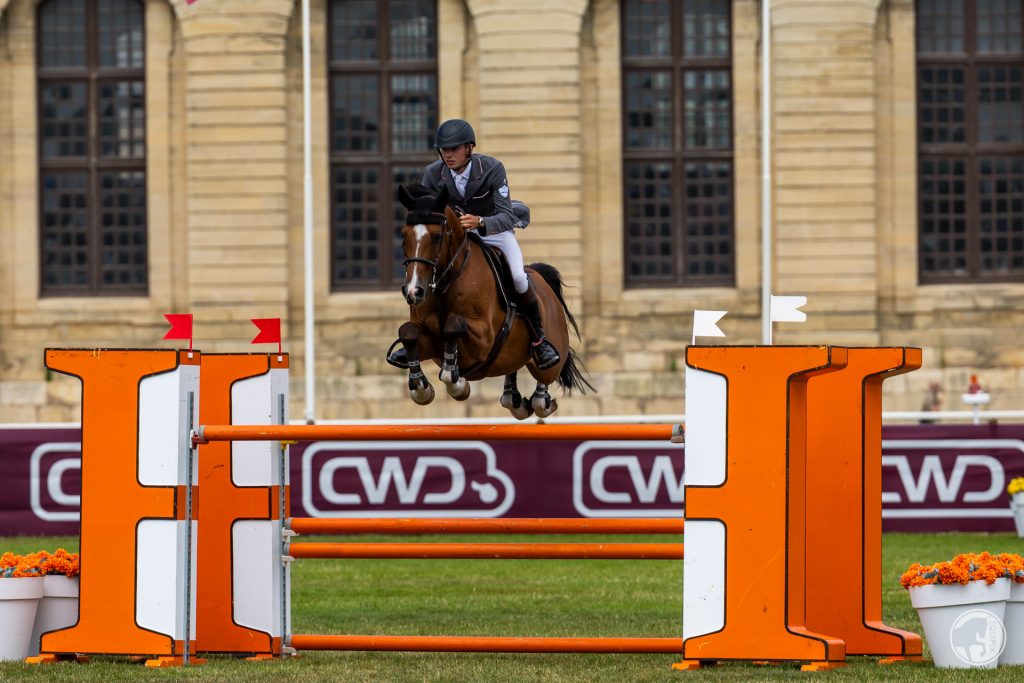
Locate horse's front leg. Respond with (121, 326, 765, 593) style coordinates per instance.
(500, 373, 533, 420)
(439, 315, 471, 401)
(399, 321, 435, 405)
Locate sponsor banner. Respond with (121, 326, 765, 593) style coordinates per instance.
(3, 424, 1023, 535)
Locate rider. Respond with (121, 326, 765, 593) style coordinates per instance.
(387, 118, 561, 371)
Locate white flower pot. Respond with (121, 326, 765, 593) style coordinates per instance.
(27, 575, 79, 657)
(1000, 581, 1024, 665)
(1011, 492, 1024, 538)
(0, 577, 44, 661)
(910, 578, 1010, 668)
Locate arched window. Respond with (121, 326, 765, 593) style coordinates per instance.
(621, 0, 734, 288)
(37, 0, 147, 295)
(329, 0, 438, 291)
(917, 0, 1024, 282)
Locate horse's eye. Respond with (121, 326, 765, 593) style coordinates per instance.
(431, 232, 442, 243)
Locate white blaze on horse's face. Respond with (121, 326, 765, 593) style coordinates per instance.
(403, 223, 433, 305)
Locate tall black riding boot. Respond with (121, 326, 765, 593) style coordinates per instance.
(519, 282, 561, 370)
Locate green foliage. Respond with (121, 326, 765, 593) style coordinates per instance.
(0, 533, 1022, 680)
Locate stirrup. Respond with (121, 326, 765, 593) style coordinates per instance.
(386, 339, 411, 369)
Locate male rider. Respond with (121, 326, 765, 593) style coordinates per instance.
(387, 119, 560, 371)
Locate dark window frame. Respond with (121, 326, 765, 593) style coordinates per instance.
(916, 0, 1024, 284)
(620, 0, 735, 288)
(328, 0, 439, 292)
(36, 0, 149, 296)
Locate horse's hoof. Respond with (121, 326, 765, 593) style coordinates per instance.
(510, 403, 534, 420)
(447, 377, 470, 401)
(500, 391, 521, 411)
(532, 394, 557, 418)
(411, 384, 435, 405)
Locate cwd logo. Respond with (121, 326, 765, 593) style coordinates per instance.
(881, 439, 1024, 519)
(301, 441, 515, 517)
(30, 442, 82, 522)
(572, 441, 684, 517)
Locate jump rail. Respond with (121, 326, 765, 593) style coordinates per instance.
(288, 634, 685, 654)
(287, 542, 684, 560)
(192, 423, 681, 444)
(287, 517, 684, 535)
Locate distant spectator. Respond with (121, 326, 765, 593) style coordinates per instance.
(920, 382, 943, 424)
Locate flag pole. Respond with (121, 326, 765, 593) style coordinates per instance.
(760, 0, 773, 344)
(301, 0, 316, 423)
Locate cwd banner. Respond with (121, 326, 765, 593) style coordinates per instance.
(3, 423, 1023, 536)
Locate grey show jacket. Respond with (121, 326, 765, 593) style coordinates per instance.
(422, 154, 517, 236)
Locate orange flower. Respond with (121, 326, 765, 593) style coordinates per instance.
(0, 548, 80, 578)
(900, 552, 1024, 589)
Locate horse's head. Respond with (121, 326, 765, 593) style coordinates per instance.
(397, 183, 460, 305)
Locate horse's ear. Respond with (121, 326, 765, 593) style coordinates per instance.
(397, 183, 415, 210)
(433, 185, 449, 213)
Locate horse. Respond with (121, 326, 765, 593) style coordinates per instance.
(392, 182, 592, 419)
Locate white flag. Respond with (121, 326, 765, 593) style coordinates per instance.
(770, 295, 807, 323)
(692, 310, 727, 344)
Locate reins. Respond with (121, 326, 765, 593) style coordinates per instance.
(401, 213, 472, 295)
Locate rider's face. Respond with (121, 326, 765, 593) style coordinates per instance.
(439, 144, 473, 171)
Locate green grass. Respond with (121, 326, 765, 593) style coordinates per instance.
(0, 533, 1022, 681)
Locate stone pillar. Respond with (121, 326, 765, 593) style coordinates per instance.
(177, 0, 295, 343)
(771, 0, 883, 343)
(463, 0, 590, 289)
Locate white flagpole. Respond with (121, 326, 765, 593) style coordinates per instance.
(760, 0, 773, 344)
(302, 0, 316, 423)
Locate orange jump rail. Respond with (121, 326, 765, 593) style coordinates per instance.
(288, 634, 684, 654)
(287, 542, 684, 560)
(193, 423, 680, 444)
(287, 517, 684, 535)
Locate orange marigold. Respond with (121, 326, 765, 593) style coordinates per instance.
(0, 548, 80, 578)
(900, 552, 1024, 589)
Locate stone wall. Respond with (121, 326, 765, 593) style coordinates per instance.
(1, 0, 1022, 423)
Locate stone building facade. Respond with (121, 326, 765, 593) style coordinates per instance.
(0, 0, 1021, 422)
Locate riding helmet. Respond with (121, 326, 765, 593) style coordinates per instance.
(434, 119, 476, 148)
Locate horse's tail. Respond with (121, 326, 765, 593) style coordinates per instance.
(529, 263, 595, 396)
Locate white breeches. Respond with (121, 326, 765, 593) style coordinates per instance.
(478, 229, 529, 294)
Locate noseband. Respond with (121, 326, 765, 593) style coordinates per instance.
(402, 212, 471, 294)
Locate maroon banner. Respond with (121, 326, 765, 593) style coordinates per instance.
(3, 424, 1022, 536)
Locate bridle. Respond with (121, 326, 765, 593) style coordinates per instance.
(402, 212, 472, 295)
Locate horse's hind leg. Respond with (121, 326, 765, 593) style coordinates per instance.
(399, 322, 434, 405)
(439, 315, 470, 401)
(531, 382, 558, 418)
(500, 373, 534, 420)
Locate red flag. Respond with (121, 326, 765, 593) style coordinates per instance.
(162, 314, 194, 351)
(251, 318, 282, 355)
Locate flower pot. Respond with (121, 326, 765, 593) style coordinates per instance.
(1000, 581, 1024, 666)
(1011, 492, 1024, 538)
(27, 575, 79, 657)
(0, 577, 44, 661)
(909, 578, 1010, 668)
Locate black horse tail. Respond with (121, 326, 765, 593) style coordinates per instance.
(529, 262, 595, 396)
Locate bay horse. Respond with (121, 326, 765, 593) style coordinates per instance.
(392, 182, 592, 419)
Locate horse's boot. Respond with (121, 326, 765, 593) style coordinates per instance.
(385, 339, 411, 369)
(519, 282, 561, 371)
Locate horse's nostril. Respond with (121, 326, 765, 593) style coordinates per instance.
(401, 285, 409, 299)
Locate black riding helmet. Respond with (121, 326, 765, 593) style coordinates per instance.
(434, 119, 475, 149)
